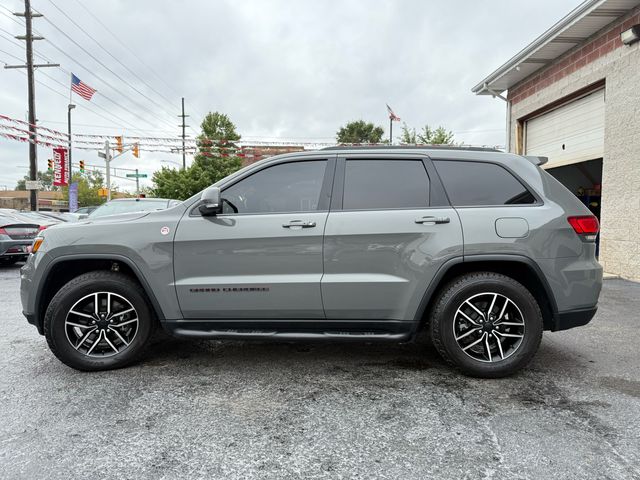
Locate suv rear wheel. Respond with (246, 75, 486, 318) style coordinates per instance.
(430, 272, 543, 378)
(44, 271, 154, 371)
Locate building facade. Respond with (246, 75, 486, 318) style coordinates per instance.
(473, 0, 640, 281)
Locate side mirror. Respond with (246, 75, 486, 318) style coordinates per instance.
(198, 186, 222, 216)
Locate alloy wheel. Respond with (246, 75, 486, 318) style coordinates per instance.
(64, 291, 139, 357)
(452, 292, 525, 363)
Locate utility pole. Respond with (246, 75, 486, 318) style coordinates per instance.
(104, 140, 111, 201)
(135, 168, 140, 196)
(178, 97, 189, 170)
(4, 0, 59, 211)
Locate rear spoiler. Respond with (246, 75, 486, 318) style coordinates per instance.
(524, 155, 548, 166)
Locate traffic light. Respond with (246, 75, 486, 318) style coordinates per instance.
(79, 160, 85, 173)
(115, 136, 123, 154)
(47, 159, 53, 171)
(132, 143, 139, 158)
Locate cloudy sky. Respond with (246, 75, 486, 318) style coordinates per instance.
(0, 0, 582, 191)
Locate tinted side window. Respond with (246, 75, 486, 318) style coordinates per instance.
(343, 160, 430, 209)
(434, 160, 536, 206)
(222, 160, 327, 214)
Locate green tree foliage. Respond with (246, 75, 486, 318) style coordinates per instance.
(336, 120, 385, 144)
(15, 170, 56, 191)
(416, 125, 455, 145)
(152, 112, 243, 200)
(397, 124, 455, 145)
(62, 171, 108, 207)
(398, 123, 417, 144)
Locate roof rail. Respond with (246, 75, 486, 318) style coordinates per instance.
(320, 144, 502, 152)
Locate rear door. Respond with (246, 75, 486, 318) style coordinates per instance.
(321, 154, 463, 321)
(173, 157, 335, 319)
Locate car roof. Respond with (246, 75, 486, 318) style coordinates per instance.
(321, 145, 501, 152)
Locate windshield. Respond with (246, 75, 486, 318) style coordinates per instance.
(90, 200, 168, 218)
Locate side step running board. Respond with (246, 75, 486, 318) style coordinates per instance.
(171, 329, 410, 342)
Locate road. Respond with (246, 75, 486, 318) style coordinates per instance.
(1, 263, 639, 480)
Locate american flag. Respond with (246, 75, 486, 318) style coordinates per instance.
(71, 74, 96, 101)
(386, 104, 400, 121)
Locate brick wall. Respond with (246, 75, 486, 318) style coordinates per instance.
(507, 7, 640, 281)
(508, 9, 640, 105)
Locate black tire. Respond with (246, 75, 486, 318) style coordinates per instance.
(44, 271, 155, 371)
(430, 272, 543, 378)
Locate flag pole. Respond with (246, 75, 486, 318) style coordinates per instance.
(389, 117, 393, 145)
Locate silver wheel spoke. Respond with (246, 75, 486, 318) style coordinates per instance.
(494, 331, 524, 339)
(487, 293, 497, 317)
(75, 327, 97, 350)
(493, 333, 505, 359)
(103, 333, 119, 353)
(453, 292, 525, 363)
(111, 318, 138, 328)
(497, 296, 510, 322)
(67, 321, 93, 329)
(484, 334, 492, 362)
(86, 330, 102, 355)
(65, 291, 139, 358)
(462, 332, 486, 352)
(465, 300, 486, 320)
(455, 327, 481, 341)
(108, 326, 129, 346)
(458, 310, 480, 326)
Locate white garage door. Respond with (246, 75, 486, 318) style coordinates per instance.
(525, 89, 605, 169)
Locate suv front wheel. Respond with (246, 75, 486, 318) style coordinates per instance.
(430, 272, 543, 378)
(44, 271, 154, 371)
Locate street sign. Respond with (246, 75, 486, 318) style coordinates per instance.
(126, 173, 147, 178)
(25, 180, 42, 190)
(98, 151, 106, 158)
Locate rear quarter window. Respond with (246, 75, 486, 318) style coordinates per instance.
(434, 160, 536, 206)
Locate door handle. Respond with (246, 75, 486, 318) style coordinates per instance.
(282, 220, 316, 229)
(415, 216, 450, 225)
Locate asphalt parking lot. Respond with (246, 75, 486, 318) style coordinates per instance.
(0, 264, 639, 480)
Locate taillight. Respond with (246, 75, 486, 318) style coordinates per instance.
(567, 216, 599, 235)
(0, 227, 7, 235)
(38, 225, 48, 231)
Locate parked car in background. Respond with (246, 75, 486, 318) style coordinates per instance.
(88, 198, 181, 218)
(0, 209, 61, 230)
(0, 213, 40, 266)
(71, 206, 99, 220)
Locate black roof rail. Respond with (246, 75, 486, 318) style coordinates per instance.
(320, 145, 502, 152)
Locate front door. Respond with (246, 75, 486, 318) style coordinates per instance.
(174, 158, 335, 319)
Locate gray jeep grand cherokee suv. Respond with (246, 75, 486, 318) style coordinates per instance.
(20, 146, 602, 377)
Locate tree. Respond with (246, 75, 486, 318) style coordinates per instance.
(61, 171, 108, 207)
(398, 123, 417, 144)
(416, 125, 455, 145)
(336, 120, 385, 144)
(15, 170, 56, 191)
(153, 112, 243, 200)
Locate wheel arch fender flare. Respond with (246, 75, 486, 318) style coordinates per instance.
(34, 253, 166, 334)
(412, 254, 559, 333)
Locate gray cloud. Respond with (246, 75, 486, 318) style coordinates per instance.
(0, 0, 581, 191)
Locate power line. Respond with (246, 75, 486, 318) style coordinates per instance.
(37, 9, 179, 124)
(45, 0, 180, 113)
(69, 0, 182, 100)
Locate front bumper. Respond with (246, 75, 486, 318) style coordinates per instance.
(551, 306, 597, 331)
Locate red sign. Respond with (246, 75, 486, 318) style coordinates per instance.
(52, 147, 69, 186)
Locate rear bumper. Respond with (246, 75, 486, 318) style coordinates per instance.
(551, 306, 597, 331)
(0, 239, 32, 256)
